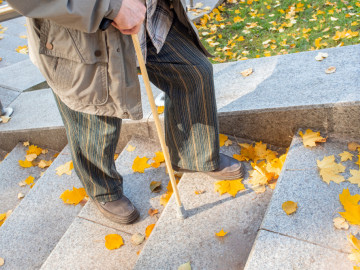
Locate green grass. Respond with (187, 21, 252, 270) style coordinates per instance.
(194, 0, 360, 63)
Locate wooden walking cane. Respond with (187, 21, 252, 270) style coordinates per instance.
(131, 34, 187, 219)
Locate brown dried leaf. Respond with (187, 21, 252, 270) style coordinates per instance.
(333, 217, 349, 230)
(148, 208, 159, 216)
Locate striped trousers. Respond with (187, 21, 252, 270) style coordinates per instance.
(54, 17, 220, 202)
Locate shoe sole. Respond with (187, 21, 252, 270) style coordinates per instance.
(93, 199, 140, 224)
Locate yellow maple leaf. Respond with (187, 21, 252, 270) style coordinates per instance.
(15, 45, 28, 54)
(317, 155, 345, 184)
(19, 159, 33, 168)
(23, 141, 30, 147)
(24, 175, 35, 186)
(348, 234, 360, 264)
(215, 229, 228, 237)
(160, 179, 180, 206)
(339, 188, 360, 225)
(348, 170, 360, 187)
(157, 106, 165, 115)
(214, 179, 245, 197)
(27, 145, 43, 156)
(282, 201, 298, 215)
(56, 161, 74, 176)
(0, 213, 6, 227)
(38, 160, 52, 169)
(132, 156, 151, 173)
(219, 134, 228, 147)
(105, 234, 124, 250)
(356, 155, 360, 169)
(339, 151, 354, 161)
(299, 129, 326, 147)
(153, 151, 165, 164)
(60, 187, 86, 205)
(145, 224, 155, 238)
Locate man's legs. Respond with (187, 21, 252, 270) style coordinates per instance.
(145, 17, 221, 172)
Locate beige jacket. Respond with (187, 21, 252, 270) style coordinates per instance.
(7, 0, 209, 119)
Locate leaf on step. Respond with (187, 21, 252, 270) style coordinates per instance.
(219, 134, 228, 147)
(60, 187, 86, 205)
(131, 233, 145, 246)
(148, 208, 159, 216)
(132, 156, 151, 173)
(27, 145, 43, 156)
(153, 151, 165, 164)
(215, 229, 228, 237)
(282, 201, 298, 215)
(56, 161, 74, 176)
(159, 179, 180, 206)
(19, 159, 33, 168)
(23, 141, 30, 147)
(105, 234, 124, 250)
(178, 262, 192, 270)
(356, 156, 360, 169)
(195, 190, 206, 195)
(214, 179, 245, 197)
(18, 180, 26, 187)
(224, 139, 233, 146)
(0, 210, 12, 227)
(113, 154, 119, 160)
(339, 151, 354, 162)
(0, 257, 4, 266)
(241, 67, 253, 77)
(38, 160, 52, 169)
(150, 181, 162, 193)
(348, 142, 360, 152)
(348, 234, 360, 264)
(18, 193, 25, 199)
(24, 175, 35, 186)
(333, 217, 349, 230)
(157, 106, 165, 115)
(348, 170, 360, 187)
(325, 66, 336, 74)
(25, 153, 37, 162)
(339, 188, 360, 225)
(41, 149, 48, 154)
(0, 116, 10, 123)
(126, 144, 136, 152)
(145, 224, 155, 238)
(299, 129, 326, 147)
(317, 155, 345, 184)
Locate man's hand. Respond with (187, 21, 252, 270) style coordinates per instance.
(112, 0, 146, 35)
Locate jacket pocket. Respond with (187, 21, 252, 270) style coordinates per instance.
(38, 20, 109, 105)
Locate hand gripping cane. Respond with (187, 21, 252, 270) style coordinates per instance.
(131, 34, 187, 219)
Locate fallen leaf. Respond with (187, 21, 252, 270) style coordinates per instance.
(113, 154, 119, 160)
(241, 68, 253, 77)
(299, 129, 326, 147)
(105, 234, 124, 250)
(25, 153, 37, 162)
(145, 224, 155, 238)
(0, 257, 4, 266)
(148, 208, 159, 216)
(27, 145, 42, 156)
(18, 181, 26, 187)
(315, 52, 328, 61)
(160, 192, 172, 206)
(348, 234, 360, 264)
(137, 250, 141, 256)
(19, 159, 33, 168)
(214, 179, 245, 197)
(23, 141, 30, 146)
(38, 160, 52, 169)
(0, 210, 11, 227)
(178, 262, 192, 270)
(348, 170, 360, 187)
(219, 134, 228, 147)
(131, 233, 145, 246)
(60, 187, 86, 205)
(150, 181, 162, 193)
(152, 151, 165, 164)
(325, 66, 336, 74)
(15, 45, 28, 54)
(282, 201, 298, 215)
(317, 155, 345, 184)
(224, 139, 233, 146)
(0, 116, 10, 123)
(41, 149, 48, 154)
(126, 145, 136, 152)
(56, 161, 74, 176)
(132, 156, 151, 173)
(24, 175, 35, 186)
(215, 229, 228, 237)
(18, 193, 25, 199)
(157, 106, 165, 114)
(195, 190, 205, 195)
(333, 217, 349, 230)
(348, 142, 360, 152)
(339, 189, 360, 225)
(339, 151, 354, 161)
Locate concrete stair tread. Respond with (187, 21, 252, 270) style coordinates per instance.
(244, 130, 358, 269)
(41, 136, 174, 269)
(0, 145, 84, 270)
(134, 137, 285, 270)
(0, 142, 57, 213)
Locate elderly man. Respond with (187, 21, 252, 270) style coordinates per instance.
(8, 0, 244, 224)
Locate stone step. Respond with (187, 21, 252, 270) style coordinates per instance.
(134, 137, 285, 270)
(0, 145, 84, 270)
(0, 142, 57, 214)
(0, 147, 7, 162)
(244, 130, 357, 269)
(41, 136, 173, 269)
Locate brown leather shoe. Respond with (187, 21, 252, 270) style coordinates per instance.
(93, 195, 140, 224)
(172, 153, 245, 180)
